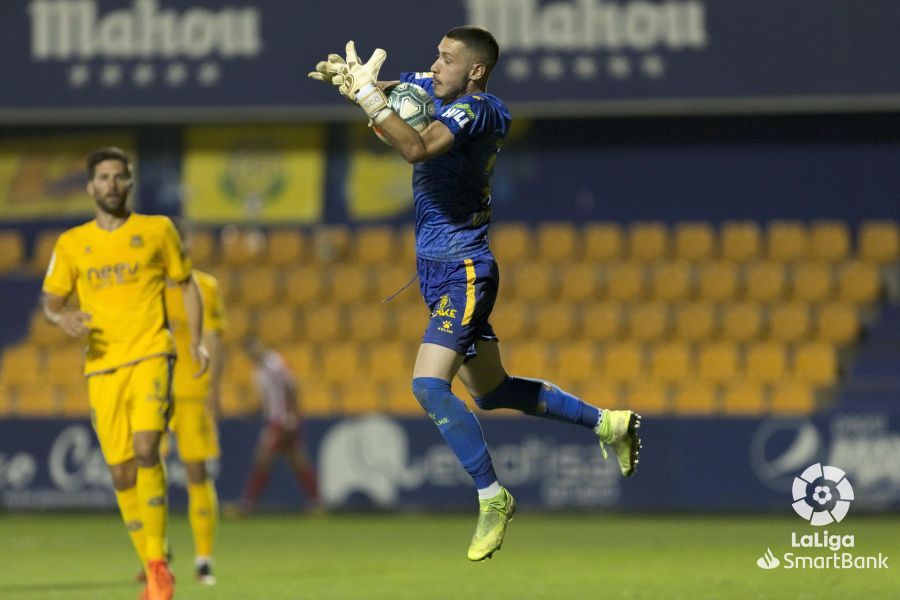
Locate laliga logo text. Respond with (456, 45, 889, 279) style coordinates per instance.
(756, 463, 889, 571)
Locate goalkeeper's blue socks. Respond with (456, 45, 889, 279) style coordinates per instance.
(475, 376, 601, 429)
(412, 377, 498, 490)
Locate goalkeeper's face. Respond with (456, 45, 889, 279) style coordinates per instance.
(430, 37, 477, 101)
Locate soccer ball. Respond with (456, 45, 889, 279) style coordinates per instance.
(373, 82, 436, 145)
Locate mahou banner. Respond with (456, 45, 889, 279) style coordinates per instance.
(1, 0, 899, 122)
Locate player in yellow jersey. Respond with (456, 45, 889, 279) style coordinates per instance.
(42, 147, 208, 600)
(163, 219, 225, 586)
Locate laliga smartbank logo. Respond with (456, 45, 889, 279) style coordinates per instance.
(756, 463, 889, 571)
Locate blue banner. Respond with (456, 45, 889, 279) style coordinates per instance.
(2, 412, 899, 511)
(1, 0, 899, 121)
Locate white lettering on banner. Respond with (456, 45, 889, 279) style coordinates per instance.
(28, 0, 262, 61)
(48, 424, 110, 492)
(318, 416, 621, 508)
(466, 0, 708, 53)
(828, 414, 900, 507)
(0, 452, 37, 490)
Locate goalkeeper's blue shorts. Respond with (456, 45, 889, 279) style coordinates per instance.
(417, 253, 499, 360)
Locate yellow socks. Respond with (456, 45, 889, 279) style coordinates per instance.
(137, 464, 168, 560)
(188, 479, 218, 559)
(115, 487, 148, 566)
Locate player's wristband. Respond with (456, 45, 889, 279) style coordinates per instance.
(356, 84, 390, 122)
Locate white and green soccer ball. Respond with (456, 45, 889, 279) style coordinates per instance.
(373, 82, 436, 145)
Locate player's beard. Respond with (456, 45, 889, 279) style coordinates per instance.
(94, 191, 129, 217)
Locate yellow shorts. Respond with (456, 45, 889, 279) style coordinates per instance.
(88, 355, 173, 466)
(168, 395, 220, 463)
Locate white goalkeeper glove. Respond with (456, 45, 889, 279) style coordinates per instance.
(307, 54, 348, 88)
(338, 41, 391, 123)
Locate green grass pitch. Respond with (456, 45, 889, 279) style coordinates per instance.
(1, 512, 897, 599)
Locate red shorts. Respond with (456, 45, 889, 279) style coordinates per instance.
(257, 422, 303, 454)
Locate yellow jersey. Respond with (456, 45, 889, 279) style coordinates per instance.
(165, 269, 226, 398)
(42, 214, 192, 376)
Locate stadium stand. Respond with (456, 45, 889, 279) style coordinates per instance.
(2, 219, 897, 418)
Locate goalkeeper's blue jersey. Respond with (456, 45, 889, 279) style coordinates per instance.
(400, 72, 511, 262)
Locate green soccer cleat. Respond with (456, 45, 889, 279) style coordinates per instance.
(595, 410, 642, 477)
(467, 487, 516, 561)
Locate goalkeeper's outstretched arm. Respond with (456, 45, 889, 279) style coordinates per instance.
(377, 113, 454, 164)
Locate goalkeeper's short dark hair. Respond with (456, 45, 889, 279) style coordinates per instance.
(446, 26, 500, 74)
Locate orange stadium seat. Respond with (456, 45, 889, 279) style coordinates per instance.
(581, 301, 624, 342)
(533, 302, 577, 341)
(673, 301, 716, 342)
(577, 381, 621, 410)
(809, 220, 850, 263)
(328, 264, 371, 305)
(14, 383, 60, 417)
(280, 343, 317, 380)
(373, 264, 419, 303)
(28, 309, 69, 347)
(721, 381, 766, 416)
(792, 341, 838, 387)
(582, 222, 624, 263)
(300, 381, 339, 416)
(354, 225, 398, 266)
(223, 348, 255, 388)
(366, 341, 413, 384)
(506, 261, 554, 301)
(721, 301, 763, 342)
(311, 225, 352, 263)
(720, 221, 761, 263)
(650, 261, 693, 302)
(537, 222, 579, 262)
(605, 261, 646, 302)
(188, 229, 217, 267)
(650, 341, 693, 383)
(219, 383, 255, 417)
(836, 261, 880, 305)
(385, 381, 420, 415)
(337, 378, 385, 414)
(626, 302, 670, 341)
(558, 263, 602, 302)
(347, 303, 391, 342)
(29, 229, 62, 274)
(672, 381, 718, 416)
(491, 222, 531, 263)
(489, 302, 531, 341)
(0, 230, 25, 273)
(58, 384, 90, 417)
(266, 229, 307, 266)
(814, 302, 860, 346)
(504, 341, 552, 376)
(626, 381, 669, 415)
(743, 261, 786, 303)
(744, 341, 788, 383)
(284, 265, 325, 306)
(673, 222, 716, 263)
(320, 342, 364, 383)
(602, 341, 644, 383)
(857, 220, 899, 265)
(0, 344, 43, 387)
(222, 305, 251, 345)
(301, 305, 345, 342)
(628, 221, 669, 263)
(770, 381, 815, 415)
(766, 220, 809, 262)
(396, 225, 417, 266)
(220, 227, 266, 267)
(236, 267, 280, 307)
(44, 345, 86, 386)
(555, 340, 600, 385)
(768, 301, 811, 343)
(206, 266, 237, 302)
(256, 304, 299, 346)
(696, 260, 739, 302)
(385, 302, 428, 342)
(790, 261, 834, 303)
(697, 340, 739, 383)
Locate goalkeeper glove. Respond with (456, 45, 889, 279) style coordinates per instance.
(339, 41, 391, 123)
(307, 54, 348, 87)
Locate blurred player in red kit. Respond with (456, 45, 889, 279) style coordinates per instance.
(236, 337, 321, 514)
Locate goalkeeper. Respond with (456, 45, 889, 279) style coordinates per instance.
(310, 26, 642, 562)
